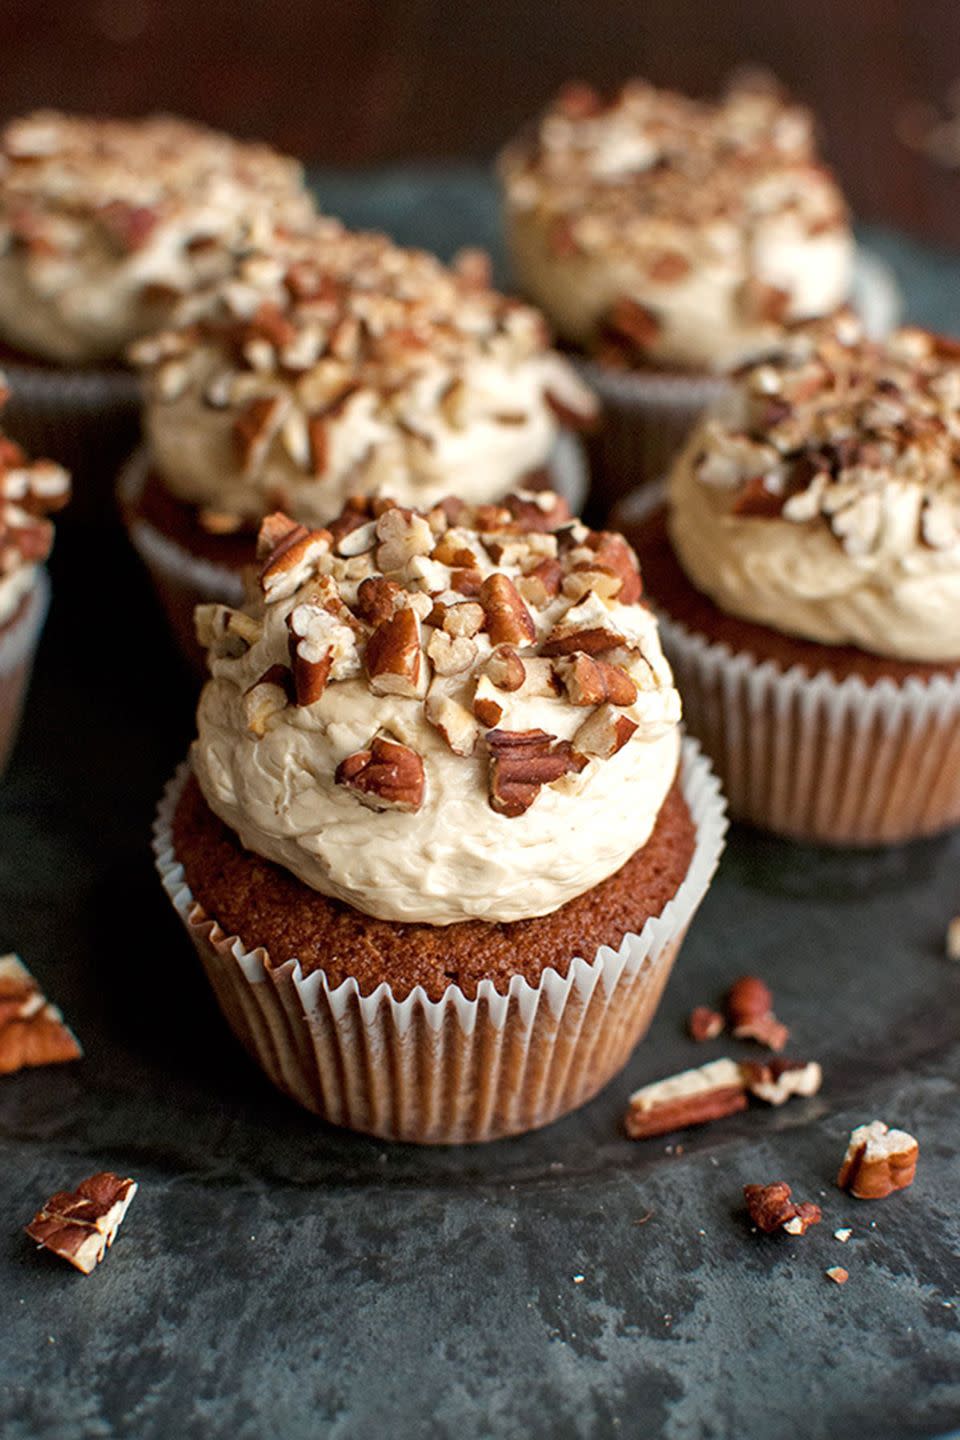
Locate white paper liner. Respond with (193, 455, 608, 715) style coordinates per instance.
(152, 739, 727, 1144)
(620, 482, 960, 845)
(0, 567, 50, 775)
(118, 432, 591, 669)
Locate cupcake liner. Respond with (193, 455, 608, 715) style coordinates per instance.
(3, 362, 141, 526)
(621, 483, 960, 846)
(0, 568, 50, 777)
(118, 432, 591, 673)
(152, 739, 727, 1144)
(571, 246, 902, 519)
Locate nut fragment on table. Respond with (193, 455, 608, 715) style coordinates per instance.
(744, 1182, 822, 1236)
(625, 1054, 822, 1138)
(725, 974, 790, 1051)
(25, 1173, 137, 1274)
(0, 954, 82, 1076)
(741, 1058, 822, 1106)
(836, 1121, 919, 1199)
(687, 1005, 724, 1042)
(825, 1266, 849, 1286)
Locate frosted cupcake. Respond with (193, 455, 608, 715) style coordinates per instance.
(123, 221, 596, 663)
(499, 76, 853, 507)
(618, 317, 960, 844)
(0, 112, 313, 502)
(153, 490, 725, 1142)
(0, 376, 70, 773)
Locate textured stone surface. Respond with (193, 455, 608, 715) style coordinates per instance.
(1, 176, 960, 1440)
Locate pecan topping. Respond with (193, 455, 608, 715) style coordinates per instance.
(572, 705, 637, 760)
(335, 736, 425, 812)
(234, 394, 288, 474)
(365, 607, 423, 697)
(0, 954, 82, 1076)
(25, 1173, 137, 1275)
(836, 1121, 919, 1200)
(552, 653, 638, 707)
(486, 645, 526, 692)
(478, 573, 537, 647)
(744, 1182, 822, 1236)
(608, 297, 662, 354)
(486, 728, 587, 817)
(355, 576, 403, 627)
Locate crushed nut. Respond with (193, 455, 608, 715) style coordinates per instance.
(25, 1172, 137, 1275)
(335, 736, 425, 812)
(743, 1182, 822, 1236)
(825, 1266, 849, 1286)
(836, 1121, 919, 1200)
(486, 728, 587, 816)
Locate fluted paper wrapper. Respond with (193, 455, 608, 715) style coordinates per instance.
(119, 432, 591, 672)
(3, 363, 140, 524)
(152, 740, 726, 1144)
(0, 568, 50, 776)
(620, 485, 960, 846)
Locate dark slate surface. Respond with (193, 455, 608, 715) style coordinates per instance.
(2, 172, 960, 1440)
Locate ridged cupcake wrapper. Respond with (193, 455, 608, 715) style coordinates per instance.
(152, 739, 727, 1144)
(3, 363, 141, 524)
(0, 569, 50, 776)
(621, 483, 960, 845)
(118, 433, 591, 673)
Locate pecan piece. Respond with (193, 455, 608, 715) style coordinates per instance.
(486, 645, 526, 692)
(504, 491, 571, 533)
(365, 608, 423, 697)
(287, 603, 359, 705)
(98, 200, 158, 251)
(486, 728, 587, 817)
(608, 297, 661, 353)
(355, 576, 403, 627)
(688, 1006, 724, 1042)
(335, 736, 424, 812)
(836, 1121, 919, 1200)
(625, 1058, 749, 1139)
(826, 1267, 849, 1286)
(518, 556, 564, 608)
(242, 669, 290, 737)
(425, 693, 479, 756)
(375, 506, 434, 574)
(0, 954, 82, 1076)
(478, 573, 536, 647)
(427, 629, 477, 677)
(552, 653, 638, 707)
(234, 395, 288, 475)
(725, 975, 789, 1051)
(572, 704, 637, 760)
(744, 1182, 822, 1236)
(25, 1173, 137, 1275)
(742, 1058, 822, 1107)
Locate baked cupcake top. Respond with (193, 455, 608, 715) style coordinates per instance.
(192, 490, 681, 925)
(0, 378, 70, 624)
(499, 77, 853, 372)
(131, 221, 596, 530)
(0, 112, 313, 364)
(669, 317, 960, 661)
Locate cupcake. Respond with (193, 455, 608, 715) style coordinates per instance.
(0, 111, 313, 506)
(0, 376, 70, 773)
(499, 75, 854, 509)
(123, 221, 596, 665)
(153, 490, 726, 1143)
(617, 317, 960, 845)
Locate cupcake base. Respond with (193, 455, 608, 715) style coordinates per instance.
(619, 489, 960, 846)
(118, 434, 591, 673)
(153, 741, 726, 1143)
(0, 570, 50, 777)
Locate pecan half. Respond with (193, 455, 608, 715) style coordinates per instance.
(365, 607, 423, 697)
(744, 1182, 822, 1236)
(486, 728, 587, 817)
(335, 736, 425, 812)
(836, 1121, 919, 1200)
(0, 954, 82, 1076)
(25, 1173, 137, 1275)
(478, 574, 536, 647)
(625, 1058, 749, 1139)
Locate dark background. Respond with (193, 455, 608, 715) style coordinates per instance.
(4, 0, 960, 246)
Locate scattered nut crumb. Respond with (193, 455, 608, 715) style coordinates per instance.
(834, 1228, 853, 1243)
(826, 1266, 849, 1286)
(744, 1182, 822, 1236)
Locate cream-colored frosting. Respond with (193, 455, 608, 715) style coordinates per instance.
(0, 376, 70, 622)
(668, 321, 960, 661)
(0, 112, 313, 363)
(500, 79, 853, 371)
(133, 222, 596, 527)
(192, 493, 681, 925)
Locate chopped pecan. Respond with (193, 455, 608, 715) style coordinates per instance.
(441, 601, 485, 638)
(195, 603, 262, 659)
(0, 954, 82, 1076)
(335, 736, 424, 812)
(608, 297, 662, 353)
(259, 525, 333, 603)
(725, 975, 789, 1050)
(234, 394, 288, 474)
(647, 250, 692, 284)
(572, 704, 637, 760)
(744, 1182, 822, 1236)
(486, 728, 587, 817)
(486, 645, 526, 692)
(431, 532, 479, 567)
(98, 200, 158, 251)
(625, 1058, 749, 1139)
(731, 474, 785, 518)
(427, 629, 477, 676)
(504, 491, 571, 533)
(425, 692, 479, 756)
(242, 669, 290, 737)
(375, 507, 435, 573)
(355, 576, 403, 627)
(541, 592, 626, 656)
(518, 556, 564, 608)
(552, 653, 638, 707)
(584, 531, 643, 604)
(742, 1058, 822, 1107)
(836, 1121, 919, 1200)
(450, 567, 484, 596)
(555, 80, 603, 118)
(473, 675, 506, 729)
(826, 1266, 849, 1286)
(478, 574, 537, 646)
(287, 603, 359, 704)
(740, 279, 791, 324)
(365, 607, 423, 697)
(688, 1006, 725, 1042)
(25, 1173, 137, 1275)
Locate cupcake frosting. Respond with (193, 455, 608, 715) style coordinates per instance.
(132, 222, 596, 530)
(500, 78, 853, 372)
(0, 377, 70, 624)
(669, 319, 960, 662)
(0, 112, 313, 363)
(192, 490, 681, 925)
